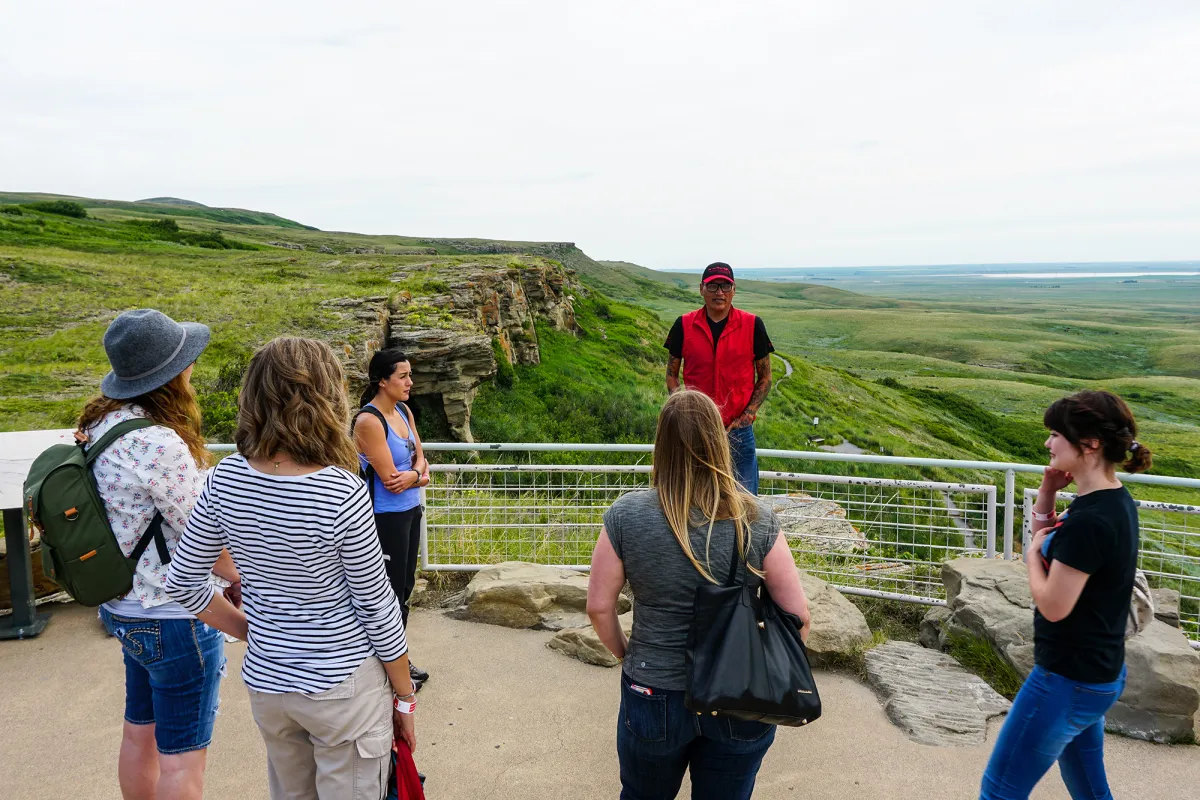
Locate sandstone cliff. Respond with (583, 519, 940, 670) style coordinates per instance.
(323, 257, 580, 441)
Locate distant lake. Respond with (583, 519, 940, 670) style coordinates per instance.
(975, 271, 1200, 279)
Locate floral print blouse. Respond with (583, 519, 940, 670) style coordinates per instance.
(85, 406, 217, 609)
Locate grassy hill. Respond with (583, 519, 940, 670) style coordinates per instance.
(3, 192, 1198, 488)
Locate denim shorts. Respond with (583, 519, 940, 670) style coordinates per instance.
(99, 607, 225, 755)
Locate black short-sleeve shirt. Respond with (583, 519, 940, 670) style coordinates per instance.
(664, 314, 774, 361)
(1033, 487, 1139, 683)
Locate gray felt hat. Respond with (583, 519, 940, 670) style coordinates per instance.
(100, 309, 211, 399)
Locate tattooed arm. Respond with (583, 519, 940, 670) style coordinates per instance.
(728, 355, 773, 429)
(666, 355, 682, 394)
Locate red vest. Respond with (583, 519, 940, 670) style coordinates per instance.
(681, 307, 756, 427)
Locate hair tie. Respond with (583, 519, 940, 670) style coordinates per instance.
(1130, 441, 1141, 452)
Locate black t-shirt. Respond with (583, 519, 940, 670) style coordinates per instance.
(1033, 487, 1139, 683)
(664, 314, 774, 360)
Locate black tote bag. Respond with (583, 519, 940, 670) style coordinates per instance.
(684, 534, 822, 727)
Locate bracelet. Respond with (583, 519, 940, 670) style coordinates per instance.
(1033, 511, 1055, 522)
(394, 696, 416, 715)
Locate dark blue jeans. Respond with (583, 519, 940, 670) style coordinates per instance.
(617, 674, 776, 800)
(980, 664, 1127, 800)
(727, 424, 759, 495)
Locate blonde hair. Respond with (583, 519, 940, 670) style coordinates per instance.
(652, 390, 760, 583)
(78, 372, 212, 469)
(235, 337, 359, 471)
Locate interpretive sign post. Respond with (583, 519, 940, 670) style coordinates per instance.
(0, 430, 73, 639)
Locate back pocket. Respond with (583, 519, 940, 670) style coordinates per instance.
(622, 681, 668, 743)
(113, 621, 164, 666)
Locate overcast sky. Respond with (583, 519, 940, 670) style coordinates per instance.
(3, 1, 1199, 270)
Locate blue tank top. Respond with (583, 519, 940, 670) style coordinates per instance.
(358, 402, 421, 513)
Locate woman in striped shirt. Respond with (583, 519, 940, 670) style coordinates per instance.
(167, 337, 416, 800)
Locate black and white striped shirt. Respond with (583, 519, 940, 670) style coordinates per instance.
(166, 455, 407, 694)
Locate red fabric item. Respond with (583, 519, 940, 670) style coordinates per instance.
(680, 306, 757, 427)
(392, 738, 425, 800)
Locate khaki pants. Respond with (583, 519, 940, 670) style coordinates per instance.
(248, 657, 393, 800)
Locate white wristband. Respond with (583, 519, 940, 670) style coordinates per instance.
(394, 697, 416, 715)
(1033, 511, 1055, 522)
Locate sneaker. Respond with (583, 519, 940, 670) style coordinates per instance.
(409, 662, 430, 682)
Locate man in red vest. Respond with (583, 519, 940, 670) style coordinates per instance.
(665, 262, 774, 493)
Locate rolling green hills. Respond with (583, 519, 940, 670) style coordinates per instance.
(2, 192, 1198, 487)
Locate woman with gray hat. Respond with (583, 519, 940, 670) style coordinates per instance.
(80, 308, 240, 800)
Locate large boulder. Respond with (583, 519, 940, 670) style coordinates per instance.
(941, 558, 1036, 676)
(936, 557, 1200, 743)
(1112, 620, 1200, 743)
(798, 571, 873, 665)
(452, 561, 630, 630)
(548, 612, 633, 668)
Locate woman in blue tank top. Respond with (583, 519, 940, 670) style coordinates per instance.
(353, 349, 431, 688)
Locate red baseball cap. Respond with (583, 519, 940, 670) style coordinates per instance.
(701, 262, 734, 284)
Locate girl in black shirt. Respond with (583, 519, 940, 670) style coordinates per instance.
(980, 391, 1151, 800)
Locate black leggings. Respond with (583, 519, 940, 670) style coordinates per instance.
(374, 507, 423, 627)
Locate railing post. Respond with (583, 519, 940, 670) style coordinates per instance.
(1003, 469, 1016, 560)
(418, 486, 429, 571)
(1022, 491, 1034, 553)
(985, 486, 996, 558)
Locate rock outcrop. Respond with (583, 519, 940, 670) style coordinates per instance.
(929, 557, 1200, 743)
(865, 640, 1010, 746)
(548, 612, 633, 668)
(323, 259, 579, 441)
(451, 562, 629, 631)
(765, 493, 869, 553)
(798, 571, 874, 665)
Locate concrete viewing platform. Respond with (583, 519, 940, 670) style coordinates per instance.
(3, 603, 1198, 799)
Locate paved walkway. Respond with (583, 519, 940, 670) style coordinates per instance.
(3, 603, 1198, 799)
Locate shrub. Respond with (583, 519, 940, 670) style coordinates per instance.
(0, 205, 22, 216)
(22, 200, 88, 218)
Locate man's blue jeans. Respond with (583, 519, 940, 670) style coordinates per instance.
(980, 664, 1127, 800)
(727, 424, 759, 495)
(616, 674, 775, 800)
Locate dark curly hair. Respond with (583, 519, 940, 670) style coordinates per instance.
(1043, 390, 1152, 473)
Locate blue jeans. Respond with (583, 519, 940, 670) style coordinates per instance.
(727, 424, 759, 495)
(99, 608, 225, 755)
(616, 674, 776, 800)
(980, 664, 1127, 800)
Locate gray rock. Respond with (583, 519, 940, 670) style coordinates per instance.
(798, 571, 873, 665)
(865, 640, 1010, 746)
(766, 494, 869, 553)
(942, 558, 1036, 678)
(919, 605, 952, 650)
(409, 578, 429, 608)
(548, 612, 633, 668)
(266, 240, 304, 250)
(453, 561, 629, 630)
(1150, 588, 1180, 629)
(941, 557, 1200, 743)
(1111, 620, 1200, 743)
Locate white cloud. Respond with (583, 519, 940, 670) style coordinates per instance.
(2, 0, 1198, 269)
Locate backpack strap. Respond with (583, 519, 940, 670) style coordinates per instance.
(82, 417, 172, 565)
(354, 405, 392, 504)
(82, 418, 158, 464)
(128, 512, 171, 566)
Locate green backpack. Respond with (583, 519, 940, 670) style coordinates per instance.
(23, 419, 171, 607)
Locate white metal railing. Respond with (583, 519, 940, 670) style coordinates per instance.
(1023, 489, 1200, 644)
(206, 441, 1200, 645)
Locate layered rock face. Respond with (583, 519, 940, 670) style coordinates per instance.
(328, 259, 579, 441)
(926, 557, 1200, 743)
